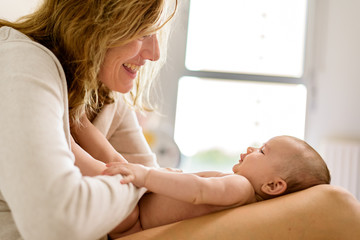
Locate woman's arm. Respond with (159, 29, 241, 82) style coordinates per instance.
(93, 98, 158, 167)
(71, 114, 128, 164)
(103, 162, 255, 206)
(118, 185, 360, 240)
(0, 39, 143, 240)
(71, 136, 106, 176)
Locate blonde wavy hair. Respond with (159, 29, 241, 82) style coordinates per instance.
(0, 0, 177, 123)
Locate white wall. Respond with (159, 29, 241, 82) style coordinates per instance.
(0, 0, 42, 22)
(305, 0, 360, 147)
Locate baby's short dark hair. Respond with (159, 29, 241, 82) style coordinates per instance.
(281, 136, 331, 195)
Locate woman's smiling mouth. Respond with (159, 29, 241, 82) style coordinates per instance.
(123, 63, 140, 74)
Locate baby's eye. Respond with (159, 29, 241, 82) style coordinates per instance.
(260, 147, 265, 154)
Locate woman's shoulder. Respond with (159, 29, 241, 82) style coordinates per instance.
(0, 26, 67, 93)
(0, 26, 29, 41)
(1, 26, 41, 54)
(1, 27, 60, 66)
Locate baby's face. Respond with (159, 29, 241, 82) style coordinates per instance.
(232, 136, 298, 187)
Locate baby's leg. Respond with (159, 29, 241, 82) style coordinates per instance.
(108, 205, 142, 238)
(109, 219, 142, 239)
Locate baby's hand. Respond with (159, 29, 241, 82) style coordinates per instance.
(102, 162, 149, 187)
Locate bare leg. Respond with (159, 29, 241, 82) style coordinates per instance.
(108, 205, 141, 238)
(109, 219, 142, 239)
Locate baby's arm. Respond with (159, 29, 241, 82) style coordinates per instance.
(71, 114, 127, 164)
(192, 171, 229, 178)
(103, 162, 256, 206)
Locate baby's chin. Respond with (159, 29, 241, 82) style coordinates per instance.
(232, 164, 240, 174)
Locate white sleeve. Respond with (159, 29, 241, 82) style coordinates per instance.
(0, 35, 144, 240)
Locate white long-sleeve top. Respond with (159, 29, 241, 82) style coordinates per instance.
(0, 26, 157, 240)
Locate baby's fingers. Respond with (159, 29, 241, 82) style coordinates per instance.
(120, 174, 135, 184)
(103, 166, 136, 184)
(103, 165, 130, 176)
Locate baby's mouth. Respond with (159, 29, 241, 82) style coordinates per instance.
(123, 63, 140, 73)
(239, 153, 246, 163)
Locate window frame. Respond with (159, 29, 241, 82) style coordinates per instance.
(157, 0, 316, 139)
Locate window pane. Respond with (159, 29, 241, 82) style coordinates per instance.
(174, 77, 307, 172)
(186, 0, 308, 77)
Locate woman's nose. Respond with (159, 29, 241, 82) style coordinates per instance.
(140, 34, 160, 61)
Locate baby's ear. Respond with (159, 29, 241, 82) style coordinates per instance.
(260, 177, 287, 196)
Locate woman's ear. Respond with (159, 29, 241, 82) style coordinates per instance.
(260, 177, 287, 196)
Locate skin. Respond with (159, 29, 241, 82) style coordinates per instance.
(102, 136, 301, 236)
(232, 136, 296, 199)
(72, 36, 320, 237)
(116, 185, 360, 240)
(71, 114, 128, 176)
(107, 136, 291, 197)
(70, 33, 161, 236)
(98, 35, 160, 93)
(72, 34, 161, 176)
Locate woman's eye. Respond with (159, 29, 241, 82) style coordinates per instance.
(260, 148, 265, 154)
(139, 35, 151, 41)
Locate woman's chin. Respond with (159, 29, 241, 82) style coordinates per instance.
(112, 82, 134, 93)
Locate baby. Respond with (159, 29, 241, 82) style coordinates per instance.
(103, 135, 331, 237)
(71, 116, 331, 238)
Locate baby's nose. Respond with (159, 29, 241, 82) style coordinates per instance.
(247, 147, 255, 153)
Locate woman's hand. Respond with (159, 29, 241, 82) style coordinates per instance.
(102, 162, 150, 187)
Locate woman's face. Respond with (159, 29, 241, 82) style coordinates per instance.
(98, 34, 160, 93)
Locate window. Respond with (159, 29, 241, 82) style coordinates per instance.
(174, 0, 309, 172)
(185, 0, 307, 77)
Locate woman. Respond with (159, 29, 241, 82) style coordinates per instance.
(0, 0, 177, 239)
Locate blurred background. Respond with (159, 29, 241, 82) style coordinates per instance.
(2, 0, 359, 199)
